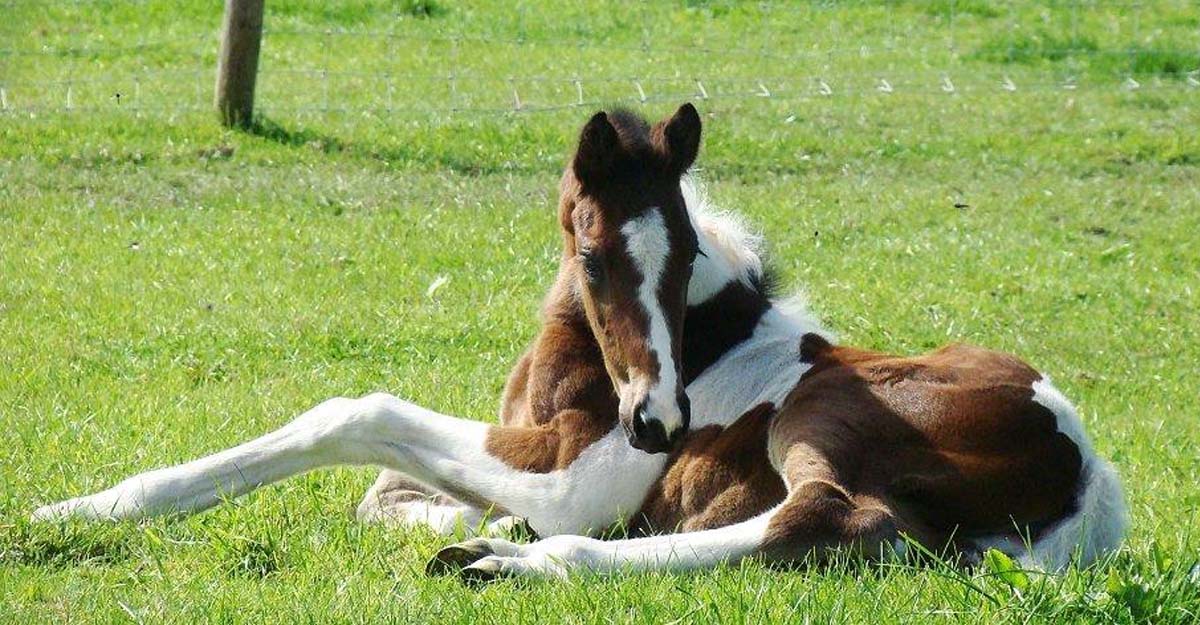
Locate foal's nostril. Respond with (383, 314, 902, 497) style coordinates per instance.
(629, 402, 673, 454)
(632, 402, 650, 438)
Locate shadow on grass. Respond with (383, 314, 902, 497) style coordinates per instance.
(244, 116, 543, 176)
(247, 117, 348, 155)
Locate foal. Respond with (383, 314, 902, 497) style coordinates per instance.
(34, 105, 1127, 582)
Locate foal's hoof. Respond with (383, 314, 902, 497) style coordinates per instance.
(426, 539, 495, 576)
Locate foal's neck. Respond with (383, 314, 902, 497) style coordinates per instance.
(679, 183, 830, 426)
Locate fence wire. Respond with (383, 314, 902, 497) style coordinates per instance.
(2, 0, 1198, 120)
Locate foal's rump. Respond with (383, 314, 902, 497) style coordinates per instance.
(1001, 379, 1129, 569)
(780, 341, 1128, 568)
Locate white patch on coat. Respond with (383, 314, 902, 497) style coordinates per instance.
(1026, 378, 1128, 569)
(620, 208, 684, 434)
(686, 302, 829, 436)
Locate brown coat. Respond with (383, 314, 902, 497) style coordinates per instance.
(633, 335, 1082, 552)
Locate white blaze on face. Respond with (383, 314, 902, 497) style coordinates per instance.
(619, 207, 684, 434)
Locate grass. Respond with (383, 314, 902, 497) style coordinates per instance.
(2, 0, 1199, 622)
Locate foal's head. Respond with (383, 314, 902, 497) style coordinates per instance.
(559, 104, 702, 454)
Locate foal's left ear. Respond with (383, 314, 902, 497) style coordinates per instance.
(660, 103, 702, 175)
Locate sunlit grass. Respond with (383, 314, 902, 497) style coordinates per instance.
(2, 1, 1198, 623)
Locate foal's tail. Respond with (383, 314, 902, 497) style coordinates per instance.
(1027, 455, 1129, 570)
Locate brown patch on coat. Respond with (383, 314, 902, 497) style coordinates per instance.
(484, 272, 620, 472)
(763, 342, 1082, 552)
(798, 332, 832, 364)
(630, 402, 786, 534)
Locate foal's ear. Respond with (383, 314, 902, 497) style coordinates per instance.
(661, 103, 702, 175)
(573, 111, 620, 188)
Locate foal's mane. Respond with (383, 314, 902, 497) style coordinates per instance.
(681, 176, 779, 299)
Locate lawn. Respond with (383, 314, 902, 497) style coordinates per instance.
(2, 0, 1199, 622)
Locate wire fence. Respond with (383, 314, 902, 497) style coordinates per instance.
(2, 0, 1198, 120)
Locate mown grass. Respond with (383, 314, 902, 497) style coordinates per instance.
(2, 1, 1199, 623)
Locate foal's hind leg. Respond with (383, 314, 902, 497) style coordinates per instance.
(428, 445, 899, 580)
(357, 470, 530, 537)
(356, 470, 479, 533)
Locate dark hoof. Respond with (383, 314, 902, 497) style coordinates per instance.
(425, 539, 495, 576)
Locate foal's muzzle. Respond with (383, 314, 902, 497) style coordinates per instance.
(627, 393, 690, 454)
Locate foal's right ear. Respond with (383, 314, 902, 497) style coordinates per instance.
(573, 111, 620, 189)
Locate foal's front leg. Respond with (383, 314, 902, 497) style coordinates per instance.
(428, 458, 900, 581)
(428, 485, 898, 581)
(33, 393, 660, 538)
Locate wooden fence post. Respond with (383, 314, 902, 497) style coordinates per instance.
(215, 0, 265, 128)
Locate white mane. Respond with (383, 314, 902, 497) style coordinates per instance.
(680, 176, 830, 337)
(681, 176, 764, 294)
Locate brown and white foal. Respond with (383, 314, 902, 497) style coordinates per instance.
(34, 104, 1127, 581)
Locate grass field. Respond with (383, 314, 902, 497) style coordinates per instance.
(3, 1, 1199, 622)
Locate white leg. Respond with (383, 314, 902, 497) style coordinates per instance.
(33, 396, 369, 521)
(356, 469, 479, 534)
(356, 469, 528, 537)
(33, 393, 660, 536)
(429, 506, 780, 581)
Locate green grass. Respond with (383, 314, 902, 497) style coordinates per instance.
(2, 1, 1199, 622)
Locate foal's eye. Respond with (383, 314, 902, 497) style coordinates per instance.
(584, 258, 602, 280)
(581, 252, 604, 283)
